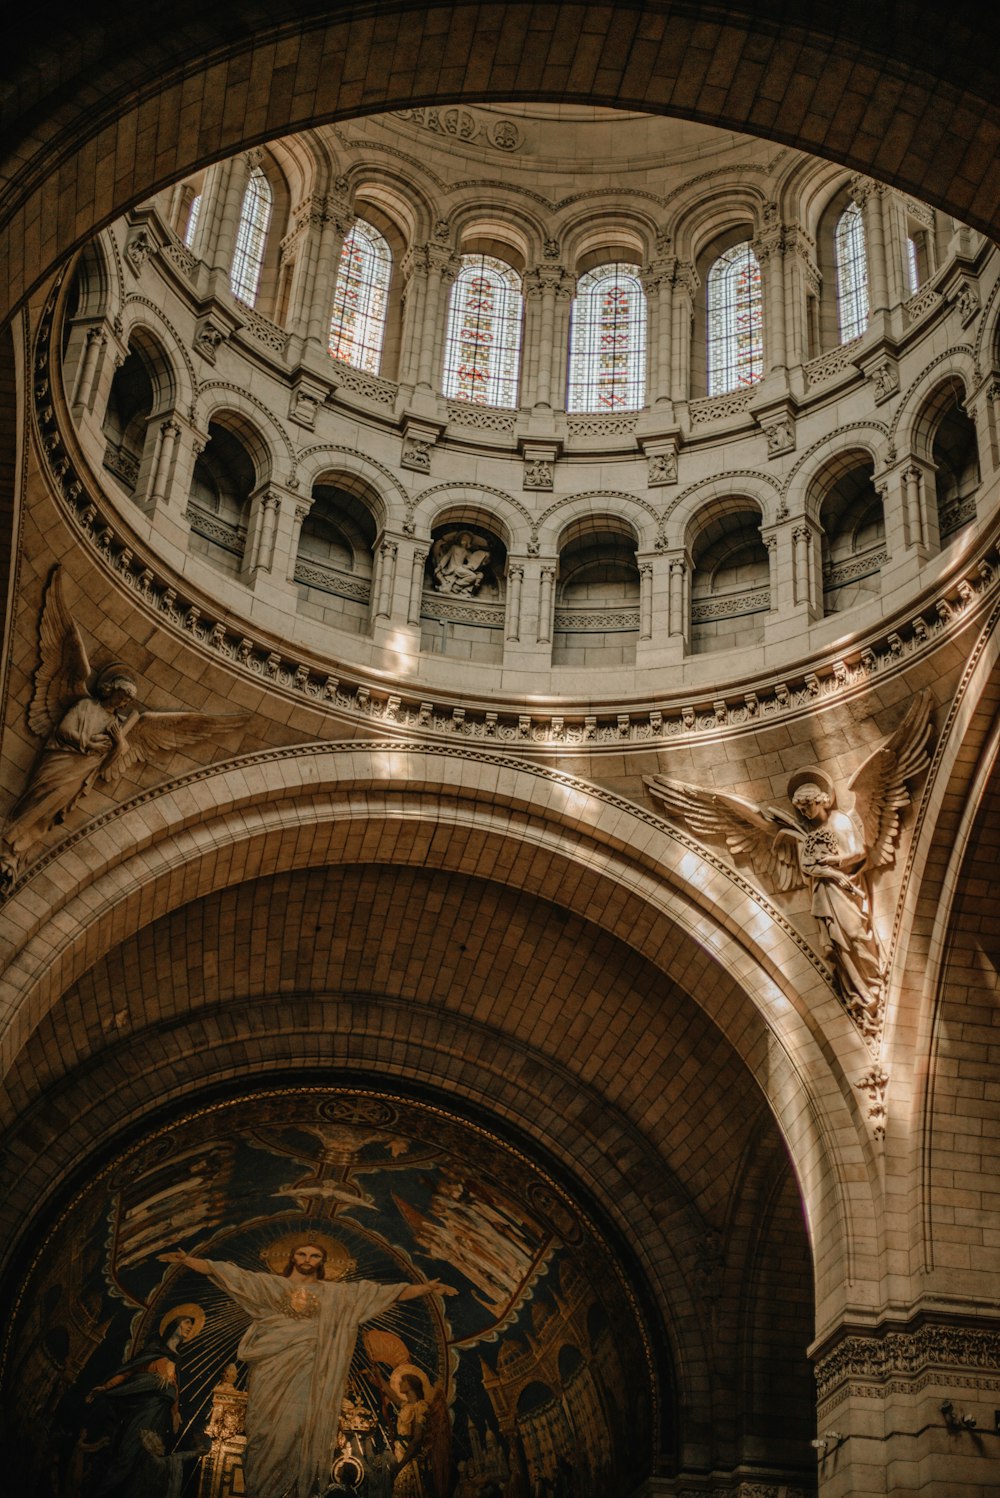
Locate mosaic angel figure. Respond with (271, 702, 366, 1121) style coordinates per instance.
(645, 693, 934, 1026)
(0, 567, 245, 890)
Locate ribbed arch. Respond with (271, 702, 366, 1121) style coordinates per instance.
(706, 242, 763, 395)
(328, 218, 392, 374)
(230, 166, 273, 306)
(567, 262, 647, 412)
(441, 254, 523, 408)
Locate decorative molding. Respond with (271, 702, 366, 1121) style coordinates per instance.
(419, 596, 506, 627)
(855, 1065, 889, 1139)
(233, 297, 289, 355)
(691, 588, 770, 622)
(814, 1324, 1000, 1400)
(567, 413, 639, 439)
(804, 339, 862, 388)
(390, 105, 524, 153)
(332, 362, 397, 407)
(446, 401, 517, 434)
(293, 559, 372, 602)
(689, 390, 754, 424)
(823, 548, 887, 589)
(186, 506, 246, 557)
(905, 286, 943, 324)
(553, 608, 641, 631)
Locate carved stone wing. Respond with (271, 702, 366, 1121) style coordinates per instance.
(644, 774, 805, 892)
(26, 566, 92, 738)
(99, 710, 247, 784)
(847, 690, 934, 869)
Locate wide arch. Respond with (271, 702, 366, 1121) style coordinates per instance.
(0, 741, 878, 1324)
(3, 3, 1000, 327)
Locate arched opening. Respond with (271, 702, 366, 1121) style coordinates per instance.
(920, 380, 981, 542)
(421, 515, 508, 664)
(689, 500, 770, 653)
(100, 329, 174, 500)
(294, 477, 378, 635)
(814, 452, 885, 615)
(186, 418, 259, 574)
(552, 516, 640, 667)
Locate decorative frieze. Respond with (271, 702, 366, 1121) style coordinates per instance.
(815, 1323, 1000, 1401)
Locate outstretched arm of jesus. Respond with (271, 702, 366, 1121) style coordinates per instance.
(396, 1278, 456, 1301)
(158, 1250, 211, 1273)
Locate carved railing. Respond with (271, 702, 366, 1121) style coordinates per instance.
(691, 587, 770, 622)
(420, 594, 507, 627)
(233, 299, 289, 355)
(446, 400, 517, 433)
(186, 505, 246, 557)
(293, 557, 372, 601)
(102, 444, 140, 489)
(823, 546, 887, 589)
(332, 362, 397, 406)
(553, 607, 640, 631)
(566, 412, 639, 439)
(804, 338, 862, 388)
(689, 389, 755, 424)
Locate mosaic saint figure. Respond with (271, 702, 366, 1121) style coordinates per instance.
(86, 1304, 205, 1498)
(158, 1239, 455, 1498)
(645, 692, 933, 1029)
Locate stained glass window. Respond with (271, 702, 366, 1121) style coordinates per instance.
(567, 263, 647, 412)
(184, 193, 202, 251)
(328, 220, 392, 374)
(835, 202, 869, 343)
(906, 236, 921, 293)
(441, 255, 523, 408)
(706, 242, 763, 396)
(230, 167, 272, 307)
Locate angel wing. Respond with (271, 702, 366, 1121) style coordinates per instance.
(847, 690, 934, 869)
(26, 566, 92, 739)
(99, 710, 246, 784)
(644, 774, 806, 892)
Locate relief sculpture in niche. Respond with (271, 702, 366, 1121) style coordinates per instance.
(0, 567, 246, 892)
(645, 692, 933, 1036)
(430, 531, 493, 597)
(1, 1092, 651, 1498)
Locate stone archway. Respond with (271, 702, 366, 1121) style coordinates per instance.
(2, 1, 999, 320)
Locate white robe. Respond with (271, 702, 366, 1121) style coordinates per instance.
(204, 1261, 406, 1498)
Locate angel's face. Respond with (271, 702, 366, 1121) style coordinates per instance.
(794, 792, 827, 822)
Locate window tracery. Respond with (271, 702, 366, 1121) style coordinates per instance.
(706, 243, 763, 395)
(328, 219, 392, 374)
(567, 263, 647, 412)
(835, 202, 869, 343)
(230, 167, 273, 307)
(441, 254, 523, 408)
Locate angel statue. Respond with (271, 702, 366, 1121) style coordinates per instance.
(644, 693, 933, 1029)
(431, 530, 492, 597)
(0, 567, 246, 892)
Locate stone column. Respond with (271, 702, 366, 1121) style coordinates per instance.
(242, 485, 288, 590)
(198, 152, 255, 280)
(791, 519, 823, 617)
(784, 225, 821, 368)
(286, 501, 311, 583)
(417, 245, 458, 391)
(397, 246, 429, 389)
(670, 264, 697, 404)
(372, 537, 398, 620)
(851, 176, 890, 318)
(144, 417, 181, 509)
(633, 550, 682, 668)
(641, 254, 675, 408)
(305, 191, 354, 357)
(407, 544, 428, 626)
(753, 210, 787, 372)
(505, 563, 524, 642)
(70, 324, 109, 417)
(523, 265, 571, 411)
(537, 565, 556, 646)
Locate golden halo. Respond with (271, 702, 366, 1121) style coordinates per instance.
(260, 1231, 355, 1279)
(787, 766, 837, 808)
(159, 1302, 205, 1338)
(390, 1362, 433, 1403)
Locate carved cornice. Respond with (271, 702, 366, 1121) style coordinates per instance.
(814, 1320, 1000, 1400)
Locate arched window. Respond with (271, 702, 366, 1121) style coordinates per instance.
(835, 202, 869, 342)
(441, 255, 523, 408)
(230, 167, 272, 306)
(328, 220, 392, 374)
(183, 193, 202, 250)
(567, 263, 647, 412)
(706, 242, 763, 396)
